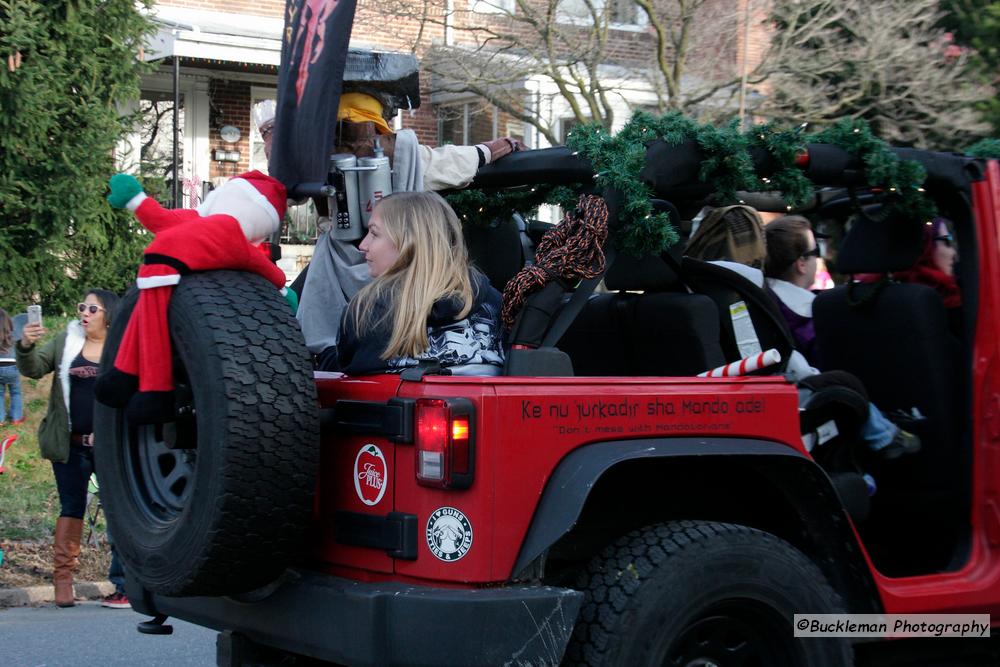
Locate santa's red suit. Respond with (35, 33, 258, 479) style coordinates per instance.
(105, 171, 287, 417)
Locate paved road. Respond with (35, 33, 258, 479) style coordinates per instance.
(3, 601, 998, 666)
(0, 602, 216, 667)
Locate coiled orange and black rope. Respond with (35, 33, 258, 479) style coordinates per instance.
(501, 194, 609, 328)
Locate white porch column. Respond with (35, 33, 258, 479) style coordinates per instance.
(186, 79, 211, 191)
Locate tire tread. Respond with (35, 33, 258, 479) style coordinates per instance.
(564, 520, 851, 667)
(96, 271, 319, 596)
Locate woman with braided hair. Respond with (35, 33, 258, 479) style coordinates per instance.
(316, 191, 504, 375)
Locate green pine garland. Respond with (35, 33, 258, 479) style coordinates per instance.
(746, 123, 812, 208)
(445, 183, 581, 225)
(966, 138, 1000, 159)
(810, 119, 936, 223)
(685, 117, 756, 203)
(448, 112, 938, 257)
(566, 113, 678, 256)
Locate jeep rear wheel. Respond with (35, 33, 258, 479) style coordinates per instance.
(566, 520, 853, 667)
(94, 271, 319, 597)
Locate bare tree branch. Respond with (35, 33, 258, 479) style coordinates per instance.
(354, 0, 992, 148)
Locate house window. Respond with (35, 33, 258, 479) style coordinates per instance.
(124, 90, 185, 206)
(559, 116, 588, 143)
(439, 105, 466, 146)
(437, 102, 499, 146)
(282, 201, 320, 244)
(558, 0, 644, 26)
(469, 0, 515, 14)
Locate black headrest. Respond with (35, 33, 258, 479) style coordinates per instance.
(464, 218, 522, 292)
(605, 250, 683, 292)
(604, 198, 685, 291)
(640, 139, 714, 200)
(835, 209, 925, 274)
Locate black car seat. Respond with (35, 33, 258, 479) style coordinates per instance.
(464, 215, 526, 293)
(813, 213, 963, 573)
(680, 255, 875, 523)
(558, 250, 726, 376)
(680, 257, 795, 369)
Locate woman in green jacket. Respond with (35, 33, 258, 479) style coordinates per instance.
(16, 289, 125, 608)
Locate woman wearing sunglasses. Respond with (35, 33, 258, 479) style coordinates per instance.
(894, 217, 960, 309)
(763, 215, 824, 368)
(16, 289, 129, 609)
(764, 215, 921, 461)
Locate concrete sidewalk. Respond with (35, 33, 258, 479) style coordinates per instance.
(0, 581, 114, 608)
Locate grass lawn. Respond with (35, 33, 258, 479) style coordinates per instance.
(0, 317, 111, 589)
(0, 373, 61, 540)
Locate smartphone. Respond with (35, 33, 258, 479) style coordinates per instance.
(26, 305, 42, 326)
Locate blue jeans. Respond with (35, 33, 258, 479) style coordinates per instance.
(861, 404, 898, 450)
(0, 365, 22, 422)
(106, 529, 126, 594)
(51, 444, 94, 519)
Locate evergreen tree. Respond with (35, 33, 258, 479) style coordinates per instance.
(0, 0, 154, 314)
(939, 0, 1000, 135)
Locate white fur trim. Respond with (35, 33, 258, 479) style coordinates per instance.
(228, 177, 279, 229)
(280, 287, 288, 295)
(125, 192, 147, 212)
(137, 275, 181, 289)
(60, 320, 87, 428)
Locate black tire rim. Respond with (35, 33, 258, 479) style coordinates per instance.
(123, 379, 199, 524)
(666, 602, 800, 667)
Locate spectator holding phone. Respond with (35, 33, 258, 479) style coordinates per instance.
(0, 308, 23, 424)
(16, 290, 129, 608)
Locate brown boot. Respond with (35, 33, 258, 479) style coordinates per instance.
(53, 517, 83, 607)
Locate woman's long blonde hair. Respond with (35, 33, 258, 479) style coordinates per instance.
(348, 191, 474, 359)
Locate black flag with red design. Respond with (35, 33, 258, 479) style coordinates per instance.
(271, 0, 357, 191)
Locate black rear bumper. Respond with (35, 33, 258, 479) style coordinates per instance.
(127, 570, 583, 666)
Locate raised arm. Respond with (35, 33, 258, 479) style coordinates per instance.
(107, 174, 200, 234)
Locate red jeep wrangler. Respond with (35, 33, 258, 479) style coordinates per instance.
(94, 142, 1000, 667)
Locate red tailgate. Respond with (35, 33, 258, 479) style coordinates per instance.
(313, 372, 403, 574)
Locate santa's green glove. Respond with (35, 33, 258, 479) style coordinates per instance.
(107, 174, 144, 209)
(282, 287, 299, 314)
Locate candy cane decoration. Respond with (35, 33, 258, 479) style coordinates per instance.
(698, 349, 782, 378)
(0, 435, 17, 475)
(183, 176, 203, 208)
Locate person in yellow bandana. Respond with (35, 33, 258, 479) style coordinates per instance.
(253, 93, 524, 193)
(270, 91, 524, 355)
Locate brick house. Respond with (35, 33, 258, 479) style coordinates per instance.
(125, 0, 766, 279)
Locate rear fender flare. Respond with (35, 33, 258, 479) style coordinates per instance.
(512, 437, 881, 614)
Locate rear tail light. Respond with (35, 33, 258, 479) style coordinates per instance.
(415, 398, 475, 489)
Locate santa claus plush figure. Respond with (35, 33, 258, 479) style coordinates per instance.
(96, 171, 291, 424)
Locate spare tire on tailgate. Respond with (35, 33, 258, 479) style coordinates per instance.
(94, 271, 319, 597)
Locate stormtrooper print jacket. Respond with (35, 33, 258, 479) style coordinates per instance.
(318, 270, 504, 376)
